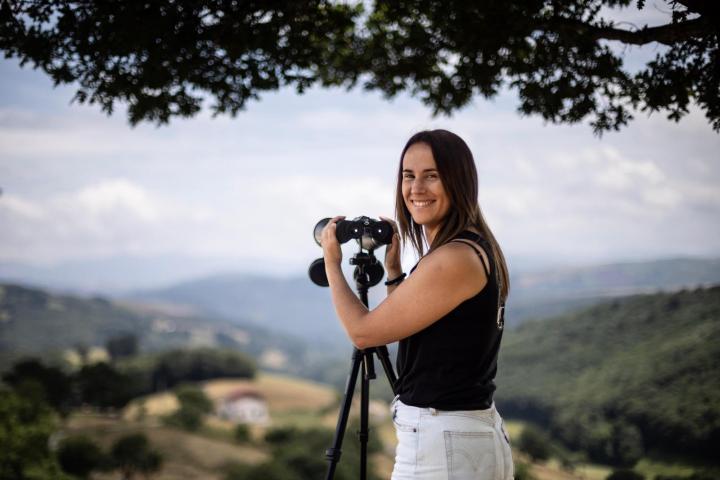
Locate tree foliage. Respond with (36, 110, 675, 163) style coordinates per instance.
(149, 347, 256, 391)
(606, 470, 645, 480)
(517, 424, 553, 461)
(76, 361, 139, 409)
(57, 435, 108, 479)
(0, 1, 717, 133)
(164, 384, 213, 431)
(2, 358, 73, 414)
(234, 423, 251, 443)
(0, 389, 70, 480)
(109, 433, 163, 480)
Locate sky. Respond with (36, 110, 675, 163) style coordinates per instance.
(1, 8, 719, 291)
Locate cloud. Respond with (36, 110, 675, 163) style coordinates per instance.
(70, 179, 161, 221)
(0, 174, 397, 267)
(0, 193, 46, 220)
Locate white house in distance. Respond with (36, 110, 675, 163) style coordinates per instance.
(216, 387, 270, 425)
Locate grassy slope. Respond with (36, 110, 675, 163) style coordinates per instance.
(62, 414, 267, 480)
(66, 372, 395, 479)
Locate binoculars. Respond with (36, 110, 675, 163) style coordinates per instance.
(313, 216, 393, 251)
(309, 216, 393, 287)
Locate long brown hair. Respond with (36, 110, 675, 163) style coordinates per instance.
(394, 129, 510, 300)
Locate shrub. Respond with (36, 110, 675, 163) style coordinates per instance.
(57, 435, 107, 478)
(517, 424, 552, 461)
(224, 461, 301, 480)
(234, 423, 251, 443)
(606, 469, 644, 480)
(109, 433, 162, 479)
(514, 461, 535, 480)
(164, 385, 213, 431)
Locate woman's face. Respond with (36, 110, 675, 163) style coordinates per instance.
(401, 142, 451, 239)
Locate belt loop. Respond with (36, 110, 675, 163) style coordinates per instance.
(429, 407, 438, 415)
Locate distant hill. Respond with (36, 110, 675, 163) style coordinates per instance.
(130, 257, 720, 338)
(0, 283, 347, 385)
(129, 273, 358, 345)
(496, 285, 720, 464)
(507, 257, 720, 326)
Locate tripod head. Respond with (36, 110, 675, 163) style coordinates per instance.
(350, 251, 385, 290)
(308, 242, 385, 289)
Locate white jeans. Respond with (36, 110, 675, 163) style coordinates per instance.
(390, 397, 514, 480)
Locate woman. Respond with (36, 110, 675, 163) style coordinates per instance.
(320, 129, 513, 479)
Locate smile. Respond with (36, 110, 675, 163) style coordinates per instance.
(411, 200, 435, 207)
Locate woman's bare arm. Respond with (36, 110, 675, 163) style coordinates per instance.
(325, 242, 488, 349)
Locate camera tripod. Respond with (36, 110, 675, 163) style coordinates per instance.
(324, 250, 398, 480)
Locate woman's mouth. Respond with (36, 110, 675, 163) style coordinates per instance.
(411, 200, 435, 208)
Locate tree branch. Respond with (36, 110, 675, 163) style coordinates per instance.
(549, 17, 711, 46)
(674, 0, 720, 19)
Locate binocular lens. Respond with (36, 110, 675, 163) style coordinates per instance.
(313, 218, 330, 246)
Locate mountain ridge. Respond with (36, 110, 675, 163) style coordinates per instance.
(129, 257, 720, 338)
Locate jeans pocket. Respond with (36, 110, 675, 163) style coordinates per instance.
(444, 431, 496, 480)
(392, 400, 417, 433)
(393, 413, 418, 433)
(392, 413, 419, 478)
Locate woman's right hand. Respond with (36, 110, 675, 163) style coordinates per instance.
(380, 215, 402, 277)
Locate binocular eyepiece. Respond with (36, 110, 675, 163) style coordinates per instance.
(309, 216, 393, 287)
(313, 216, 394, 251)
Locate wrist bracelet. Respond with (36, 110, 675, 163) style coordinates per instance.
(384, 273, 406, 286)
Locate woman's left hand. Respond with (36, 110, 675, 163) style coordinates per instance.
(321, 216, 346, 266)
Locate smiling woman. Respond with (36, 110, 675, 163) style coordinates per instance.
(320, 129, 513, 479)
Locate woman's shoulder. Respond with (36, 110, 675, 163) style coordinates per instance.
(439, 230, 492, 275)
(423, 239, 487, 275)
(413, 242, 488, 295)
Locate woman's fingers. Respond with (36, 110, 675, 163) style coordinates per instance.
(380, 215, 402, 273)
(379, 215, 398, 234)
(321, 216, 345, 265)
(321, 216, 345, 243)
(379, 215, 400, 245)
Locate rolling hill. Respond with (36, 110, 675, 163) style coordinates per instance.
(0, 283, 347, 385)
(129, 257, 720, 340)
(496, 285, 720, 464)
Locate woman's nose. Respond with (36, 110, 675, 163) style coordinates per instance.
(411, 178, 426, 193)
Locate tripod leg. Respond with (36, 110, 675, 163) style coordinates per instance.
(325, 348, 363, 480)
(374, 345, 398, 393)
(359, 351, 373, 480)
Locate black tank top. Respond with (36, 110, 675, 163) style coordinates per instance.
(395, 231, 504, 410)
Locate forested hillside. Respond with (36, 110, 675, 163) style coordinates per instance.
(497, 286, 720, 465)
